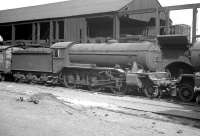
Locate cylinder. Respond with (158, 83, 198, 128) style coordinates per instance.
(69, 41, 161, 71)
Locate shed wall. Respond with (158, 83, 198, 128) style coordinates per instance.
(65, 18, 87, 43)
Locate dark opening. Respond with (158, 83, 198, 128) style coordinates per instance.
(87, 17, 113, 42)
(15, 24, 32, 40)
(120, 16, 149, 36)
(58, 21, 64, 39)
(0, 25, 12, 41)
(40, 22, 50, 40)
(165, 62, 194, 78)
(119, 13, 166, 42)
(53, 21, 56, 40)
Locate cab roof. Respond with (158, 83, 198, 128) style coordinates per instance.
(50, 42, 76, 49)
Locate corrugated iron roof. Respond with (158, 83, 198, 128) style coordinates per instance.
(0, 0, 133, 23)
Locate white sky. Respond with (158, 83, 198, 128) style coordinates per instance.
(0, 0, 199, 34)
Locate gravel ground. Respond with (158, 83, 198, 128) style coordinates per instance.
(0, 82, 200, 136)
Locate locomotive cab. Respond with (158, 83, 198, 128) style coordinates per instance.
(50, 42, 74, 73)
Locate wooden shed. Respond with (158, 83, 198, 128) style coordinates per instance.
(0, 0, 164, 46)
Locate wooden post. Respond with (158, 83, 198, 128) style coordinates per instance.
(192, 7, 198, 44)
(11, 24, 15, 44)
(49, 20, 53, 45)
(165, 9, 170, 34)
(113, 15, 120, 40)
(55, 21, 59, 41)
(37, 23, 40, 43)
(32, 23, 36, 43)
(155, 8, 160, 36)
(64, 19, 67, 42)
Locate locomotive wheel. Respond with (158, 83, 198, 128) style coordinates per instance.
(143, 86, 159, 98)
(178, 84, 194, 102)
(63, 73, 76, 88)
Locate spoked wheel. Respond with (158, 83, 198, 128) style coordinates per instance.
(63, 73, 76, 88)
(143, 86, 159, 98)
(30, 75, 38, 84)
(88, 76, 102, 92)
(178, 84, 194, 102)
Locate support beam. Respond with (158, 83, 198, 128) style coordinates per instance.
(165, 10, 170, 34)
(55, 21, 59, 41)
(119, 8, 156, 15)
(49, 20, 53, 45)
(37, 23, 40, 43)
(64, 19, 67, 42)
(113, 15, 120, 40)
(165, 3, 200, 11)
(192, 7, 198, 43)
(32, 23, 36, 43)
(155, 8, 160, 36)
(11, 24, 15, 44)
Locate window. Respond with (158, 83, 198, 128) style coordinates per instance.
(53, 49, 61, 58)
(40, 22, 50, 40)
(0, 25, 12, 41)
(15, 24, 32, 40)
(52, 20, 64, 41)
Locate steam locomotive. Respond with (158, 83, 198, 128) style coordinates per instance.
(0, 41, 161, 94)
(1, 40, 200, 102)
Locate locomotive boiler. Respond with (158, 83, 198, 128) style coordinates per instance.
(0, 41, 161, 93)
(190, 41, 200, 71)
(69, 41, 161, 71)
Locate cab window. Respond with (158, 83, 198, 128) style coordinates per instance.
(53, 49, 61, 58)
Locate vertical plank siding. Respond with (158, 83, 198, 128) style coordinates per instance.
(32, 23, 36, 43)
(11, 24, 15, 44)
(192, 7, 198, 43)
(65, 18, 87, 43)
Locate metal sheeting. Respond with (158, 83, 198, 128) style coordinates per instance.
(124, 0, 163, 22)
(68, 42, 161, 71)
(0, 0, 133, 23)
(157, 35, 189, 49)
(70, 42, 159, 53)
(190, 41, 200, 69)
(12, 51, 52, 72)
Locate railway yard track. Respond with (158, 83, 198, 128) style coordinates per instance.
(1, 81, 200, 122)
(0, 81, 200, 136)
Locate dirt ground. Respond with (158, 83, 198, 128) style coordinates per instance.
(0, 82, 200, 136)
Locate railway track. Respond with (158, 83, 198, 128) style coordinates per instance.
(1, 81, 200, 122)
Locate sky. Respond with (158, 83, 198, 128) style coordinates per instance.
(0, 0, 199, 35)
